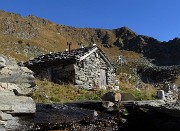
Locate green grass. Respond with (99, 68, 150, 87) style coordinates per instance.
(32, 79, 157, 103)
(32, 80, 108, 103)
(120, 87, 157, 100)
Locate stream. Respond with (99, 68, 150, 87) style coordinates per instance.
(10, 101, 180, 131)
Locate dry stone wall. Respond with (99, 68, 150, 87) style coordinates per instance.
(74, 52, 117, 89)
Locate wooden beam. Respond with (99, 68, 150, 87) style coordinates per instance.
(79, 47, 98, 61)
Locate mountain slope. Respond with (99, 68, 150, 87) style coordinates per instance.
(0, 10, 179, 66)
(0, 10, 145, 62)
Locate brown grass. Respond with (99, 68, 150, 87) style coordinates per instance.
(118, 73, 157, 100)
(32, 80, 109, 103)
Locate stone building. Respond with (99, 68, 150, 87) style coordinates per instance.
(24, 45, 118, 90)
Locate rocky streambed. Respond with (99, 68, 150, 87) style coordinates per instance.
(0, 100, 127, 131)
(2, 100, 180, 131)
(33, 101, 126, 131)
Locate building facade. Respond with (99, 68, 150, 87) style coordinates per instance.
(24, 45, 118, 90)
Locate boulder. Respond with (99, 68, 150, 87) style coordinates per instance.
(0, 66, 36, 95)
(0, 55, 36, 130)
(101, 92, 122, 102)
(0, 95, 36, 114)
(0, 126, 6, 131)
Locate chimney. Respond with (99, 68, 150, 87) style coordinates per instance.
(78, 43, 84, 48)
(67, 42, 72, 53)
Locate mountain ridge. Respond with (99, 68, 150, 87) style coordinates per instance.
(0, 10, 179, 66)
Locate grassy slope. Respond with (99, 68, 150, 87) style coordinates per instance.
(0, 11, 141, 62)
(33, 80, 108, 103)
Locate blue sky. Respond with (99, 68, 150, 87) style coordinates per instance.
(0, 0, 180, 41)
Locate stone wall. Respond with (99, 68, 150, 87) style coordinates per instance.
(52, 64, 75, 84)
(33, 64, 75, 84)
(74, 51, 117, 89)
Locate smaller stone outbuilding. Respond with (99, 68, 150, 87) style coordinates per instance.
(24, 45, 118, 90)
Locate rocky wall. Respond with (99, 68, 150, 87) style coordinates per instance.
(74, 52, 117, 89)
(0, 55, 36, 130)
(52, 64, 75, 84)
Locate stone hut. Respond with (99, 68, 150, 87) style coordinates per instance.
(24, 45, 118, 90)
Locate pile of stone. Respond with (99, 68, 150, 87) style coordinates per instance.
(0, 55, 36, 131)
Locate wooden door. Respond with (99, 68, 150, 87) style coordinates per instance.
(99, 69, 107, 89)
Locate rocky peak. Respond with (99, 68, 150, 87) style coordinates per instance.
(27, 15, 53, 25)
(114, 26, 137, 40)
(0, 10, 179, 66)
(167, 37, 180, 44)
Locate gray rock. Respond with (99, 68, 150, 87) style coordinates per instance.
(0, 66, 36, 95)
(0, 95, 36, 114)
(157, 90, 165, 100)
(0, 111, 13, 120)
(5, 117, 20, 130)
(0, 56, 6, 68)
(0, 55, 36, 130)
(0, 126, 6, 131)
(102, 101, 114, 108)
(136, 100, 166, 107)
(75, 80, 83, 85)
(0, 106, 12, 112)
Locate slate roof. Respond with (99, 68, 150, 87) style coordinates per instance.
(24, 45, 114, 68)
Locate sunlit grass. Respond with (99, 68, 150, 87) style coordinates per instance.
(118, 74, 157, 100)
(32, 80, 108, 103)
(32, 78, 157, 103)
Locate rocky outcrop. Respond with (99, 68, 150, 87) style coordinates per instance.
(0, 55, 36, 131)
(0, 11, 38, 39)
(117, 35, 180, 66)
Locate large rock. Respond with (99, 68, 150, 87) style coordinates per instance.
(0, 55, 36, 130)
(0, 95, 36, 114)
(0, 65, 36, 95)
(0, 111, 13, 121)
(101, 92, 122, 102)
